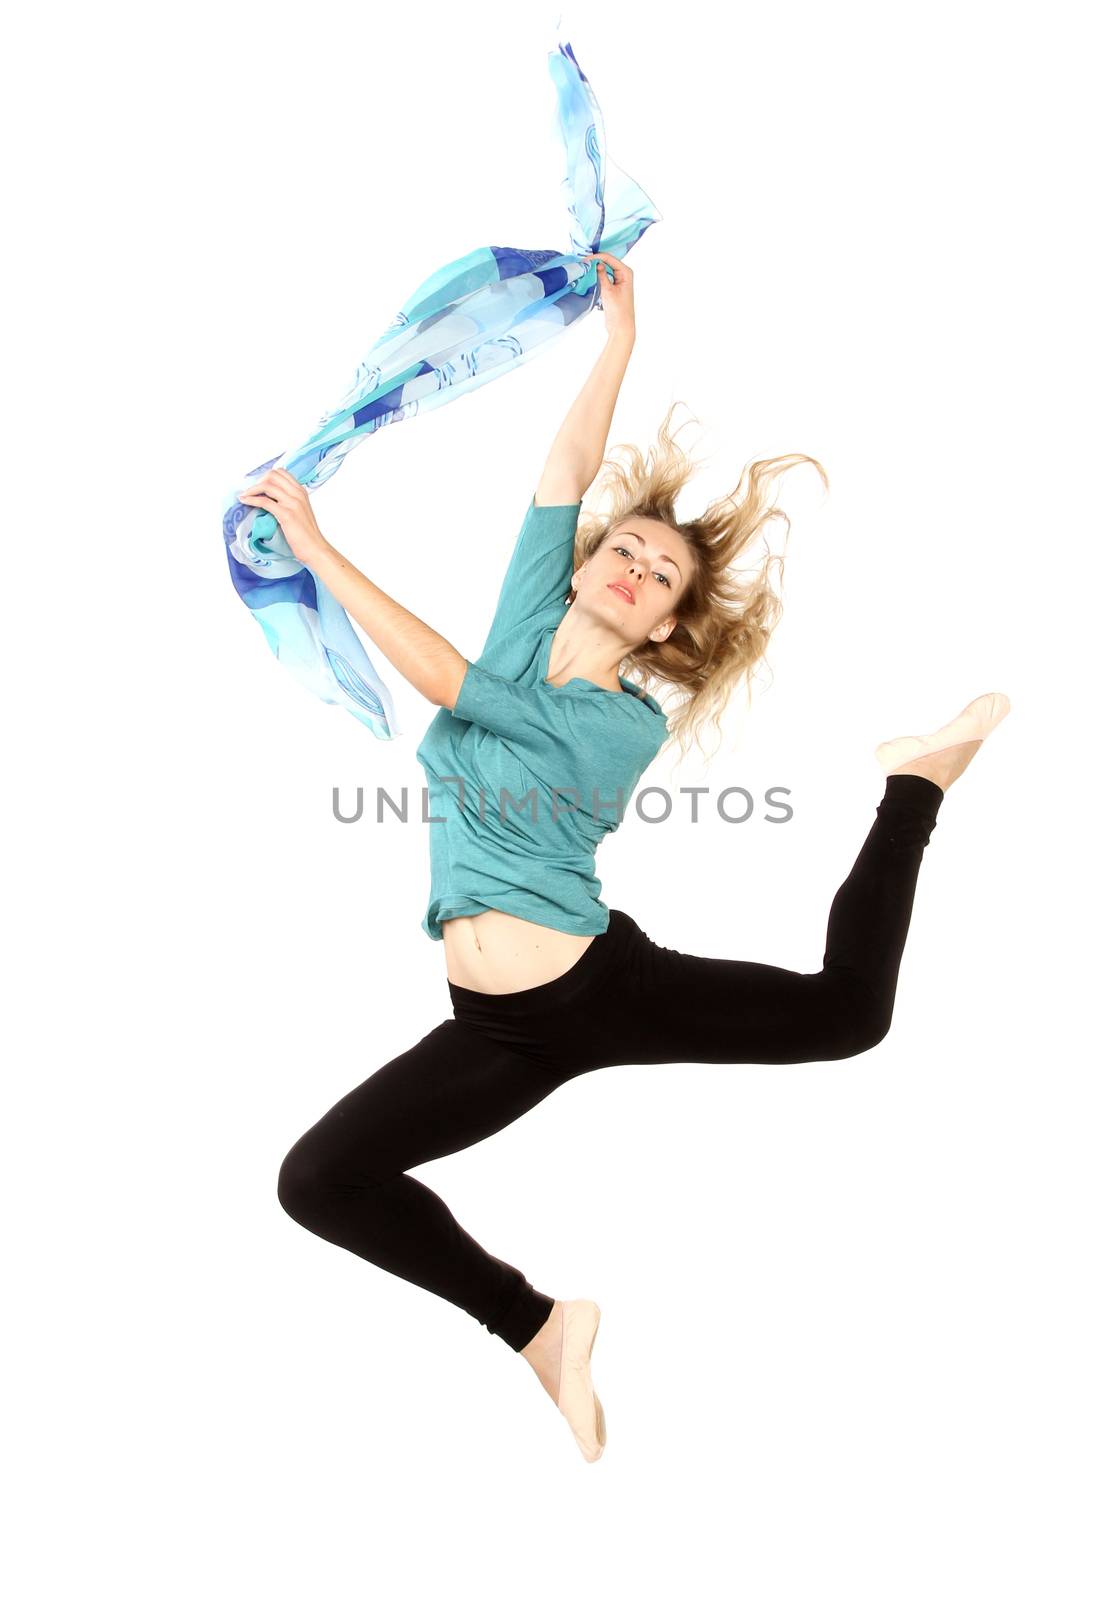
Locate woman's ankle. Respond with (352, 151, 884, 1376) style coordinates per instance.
(889, 739, 983, 793)
(519, 1298, 562, 1361)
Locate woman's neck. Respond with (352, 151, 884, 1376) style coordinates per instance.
(545, 617, 625, 692)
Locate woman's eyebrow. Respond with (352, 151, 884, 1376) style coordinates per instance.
(616, 529, 683, 577)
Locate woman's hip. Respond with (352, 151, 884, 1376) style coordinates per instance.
(446, 908, 660, 1072)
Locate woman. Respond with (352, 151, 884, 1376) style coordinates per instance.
(244, 251, 1011, 1463)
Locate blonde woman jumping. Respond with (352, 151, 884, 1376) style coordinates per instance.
(250, 251, 1011, 1462)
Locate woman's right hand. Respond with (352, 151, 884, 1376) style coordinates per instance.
(580, 250, 636, 343)
(237, 467, 330, 566)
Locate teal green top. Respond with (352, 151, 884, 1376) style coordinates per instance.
(415, 496, 670, 940)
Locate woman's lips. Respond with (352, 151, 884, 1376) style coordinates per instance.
(608, 583, 635, 604)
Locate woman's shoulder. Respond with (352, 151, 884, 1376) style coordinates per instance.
(619, 678, 667, 720)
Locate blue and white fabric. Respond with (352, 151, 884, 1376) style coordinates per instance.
(222, 21, 661, 738)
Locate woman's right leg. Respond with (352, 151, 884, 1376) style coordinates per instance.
(277, 1019, 562, 1352)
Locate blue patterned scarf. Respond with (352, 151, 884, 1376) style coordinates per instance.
(222, 22, 661, 738)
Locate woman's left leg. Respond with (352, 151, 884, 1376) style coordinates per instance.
(569, 774, 947, 1072)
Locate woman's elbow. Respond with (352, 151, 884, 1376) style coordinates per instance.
(432, 656, 469, 714)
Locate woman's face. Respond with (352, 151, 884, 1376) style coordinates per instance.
(573, 517, 694, 645)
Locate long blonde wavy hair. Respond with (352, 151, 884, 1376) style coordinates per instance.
(568, 400, 829, 773)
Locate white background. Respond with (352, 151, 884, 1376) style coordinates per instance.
(5, 0, 1116, 1593)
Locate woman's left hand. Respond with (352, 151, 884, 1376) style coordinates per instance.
(238, 467, 329, 564)
(580, 249, 636, 343)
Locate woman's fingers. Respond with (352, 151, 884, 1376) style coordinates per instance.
(238, 467, 300, 500)
(272, 468, 308, 498)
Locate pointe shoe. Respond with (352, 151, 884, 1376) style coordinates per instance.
(875, 691, 1011, 777)
(557, 1299, 607, 1463)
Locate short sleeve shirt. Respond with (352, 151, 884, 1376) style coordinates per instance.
(414, 496, 669, 940)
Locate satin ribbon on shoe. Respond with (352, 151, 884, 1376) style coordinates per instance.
(222, 20, 662, 739)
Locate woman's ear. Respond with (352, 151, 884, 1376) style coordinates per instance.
(650, 617, 676, 643)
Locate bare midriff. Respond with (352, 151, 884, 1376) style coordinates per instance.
(441, 908, 596, 995)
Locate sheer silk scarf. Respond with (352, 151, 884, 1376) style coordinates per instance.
(222, 23, 661, 738)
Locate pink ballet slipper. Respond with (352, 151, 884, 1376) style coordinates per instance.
(557, 1299, 607, 1463)
(875, 691, 1012, 776)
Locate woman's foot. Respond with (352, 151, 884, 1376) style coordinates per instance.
(889, 739, 984, 793)
(520, 1298, 565, 1404)
(520, 1298, 607, 1462)
(875, 691, 1011, 793)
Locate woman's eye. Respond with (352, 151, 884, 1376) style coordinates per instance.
(614, 546, 671, 588)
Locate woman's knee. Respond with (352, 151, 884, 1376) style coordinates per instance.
(276, 1137, 341, 1223)
(807, 968, 892, 1059)
(793, 969, 891, 1060)
(835, 981, 892, 1057)
(276, 1126, 398, 1222)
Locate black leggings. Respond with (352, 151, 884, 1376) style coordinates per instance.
(278, 774, 944, 1353)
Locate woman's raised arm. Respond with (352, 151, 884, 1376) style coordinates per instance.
(302, 542, 468, 711)
(540, 317, 636, 501)
(238, 467, 467, 711)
